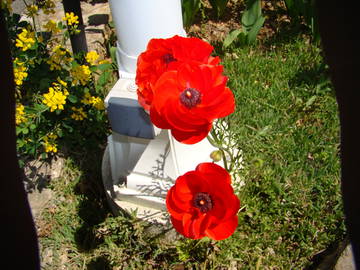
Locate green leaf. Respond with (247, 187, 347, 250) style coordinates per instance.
(223, 29, 242, 48)
(209, 0, 229, 18)
(16, 127, 22, 136)
(182, 0, 201, 27)
(246, 16, 265, 44)
(305, 95, 317, 108)
(97, 71, 111, 88)
(57, 129, 63, 137)
(22, 127, 29, 134)
(34, 103, 48, 111)
(258, 125, 271, 136)
(241, 0, 262, 29)
(29, 124, 36, 130)
(97, 63, 112, 71)
(62, 122, 73, 132)
(108, 21, 115, 28)
(110, 46, 117, 68)
(68, 95, 78, 103)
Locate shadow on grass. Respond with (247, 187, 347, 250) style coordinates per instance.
(86, 255, 112, 270)
(61, 139, 113, 252)
(288, 61, 329, 89)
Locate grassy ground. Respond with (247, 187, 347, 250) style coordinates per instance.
(37, 36, 345, 269)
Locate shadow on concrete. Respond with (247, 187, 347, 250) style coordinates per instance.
(88, 14, 109, 26)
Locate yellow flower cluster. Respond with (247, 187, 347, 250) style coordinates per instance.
(86, 51, 99, 65)
(44, 141, 57, 153)
(16, 104, 26, 125)
(47, 45, 72, 71)
(98, 59, 110, 65)
(42, 83, 69, 112)
(15, 28, 35, 51)
(57, 77, 67, 87)
(13, 59, 28, 86)
(81, 92, 105, 110)
(43, 133, 58, 153)
(62, 12, 79, 26)
(26, 4, 38, 16)
(70, 107, 87, 121)
(43, 19, 60, 34)
(71, 65, 91, 86)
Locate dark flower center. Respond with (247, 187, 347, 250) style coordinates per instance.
(162, 53, 176, 64)
(180, 88, 201, 109)
(193, 192, 213, 213)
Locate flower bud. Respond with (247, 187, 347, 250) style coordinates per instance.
(210, 150, 223, 162)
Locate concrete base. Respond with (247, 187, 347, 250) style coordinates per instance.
(102, 143, 170, 224)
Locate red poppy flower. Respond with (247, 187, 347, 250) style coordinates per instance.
(136, 35, 220, 111)
(166, 162, 240, 240)
(150, 63, 235, 144)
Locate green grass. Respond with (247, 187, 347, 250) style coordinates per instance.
(37, 36, 345, 269)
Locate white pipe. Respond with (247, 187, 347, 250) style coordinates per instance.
(108, 0, 186, 75)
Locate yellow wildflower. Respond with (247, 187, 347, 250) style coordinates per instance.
(57, 77, 67, 87)
(86, 51, 99, 65)
(43, 140, 57, 153)
(47, 45, 72, 70)
(13, 59, 28, 86)
(71, 65, 91, 86)
(91, 97, 105, 110)
(26, 4, 38, 16)
(42, 84, 68, 112)
(43, 19, 60, 34)
(98, 59, 110, 65)
(81, 92, 92, 105)
(15, 28, 35, 51)
(81, 92, 105, 110)
(63, 12, 79, 26)
(70, 107, 87, 121)
(16, 104, 26, 125)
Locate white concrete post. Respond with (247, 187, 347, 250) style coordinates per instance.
(103, 0, 222, 223)
(108, 0, 185, 77)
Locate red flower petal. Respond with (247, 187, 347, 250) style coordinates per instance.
(166, 163, 240, 240)
(205, 215, 238, 240)
(196, 162, 231, 184)
(171, 123, 212, 144)
(136, 35, 220, 111)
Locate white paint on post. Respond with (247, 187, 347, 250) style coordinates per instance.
(103, 0, 224, 223)
(108, 0, 185, 75)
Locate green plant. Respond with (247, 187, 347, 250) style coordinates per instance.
(2, 1, 114, 159)
(223, 0, 265, 48)
(36, 37, 345, 269)
(181, 0, 202, 28)
(208, 0, 229, 18)
(284, 0, 319, 42)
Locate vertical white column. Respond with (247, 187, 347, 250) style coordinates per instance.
(108, 0, 185, 76)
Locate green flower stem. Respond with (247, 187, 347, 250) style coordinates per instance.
(207, 133, 230, 171)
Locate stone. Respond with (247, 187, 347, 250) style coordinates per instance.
(334, 244, 356, 270)
(27, 188, 54, 219)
